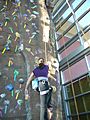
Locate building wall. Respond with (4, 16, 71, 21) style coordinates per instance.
(51, 0, 90, 120)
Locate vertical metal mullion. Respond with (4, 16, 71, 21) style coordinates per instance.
(85, 55, 90, 71)
(65, 84, 73, 120)
(62, 86, 70, 120)
(61, 71, 70, 120)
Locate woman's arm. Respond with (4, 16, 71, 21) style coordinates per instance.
(25, 72, 34, 92)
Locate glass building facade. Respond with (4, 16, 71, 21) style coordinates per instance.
(49, 0, 90, 120)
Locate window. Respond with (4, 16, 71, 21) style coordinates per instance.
(74, 0, 90, 28)
(84, 94, 90, 111)
(62, 58, 88, 84)
(65, 84, 73, 98)
(60, 40, 80, 59)
(62, 7, 72, 19)
(71, 116, 78, 120)
(64, 75, 90, 119)
(79, 115, 88, 120)
(73, 81, 81, 95)
(80, 76, 90, 93)
(68, 99, 77, 114)
(76, 97, 85, 113)
(72, 0, 82, 9)
(57, 36, 70, 49)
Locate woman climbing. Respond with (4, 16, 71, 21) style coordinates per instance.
(25, 57, 56, 120)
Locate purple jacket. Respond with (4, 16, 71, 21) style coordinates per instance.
(33, 65, 49, 78)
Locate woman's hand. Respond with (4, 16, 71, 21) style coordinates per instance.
(25, 88, 28, 94)
(25, 88, 29, 100)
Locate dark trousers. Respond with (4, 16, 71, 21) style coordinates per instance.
(38, 80, 52, 120)
(40, 87, 52, 120)
(40, 93, 48, 120)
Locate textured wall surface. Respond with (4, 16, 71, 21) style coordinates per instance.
(0, 0, 61, 120)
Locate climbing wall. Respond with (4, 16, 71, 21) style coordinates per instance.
(0, 0, 28, 119)
(0, 0, 61, 120)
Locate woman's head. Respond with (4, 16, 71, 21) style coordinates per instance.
(38, 58, 44, 67)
